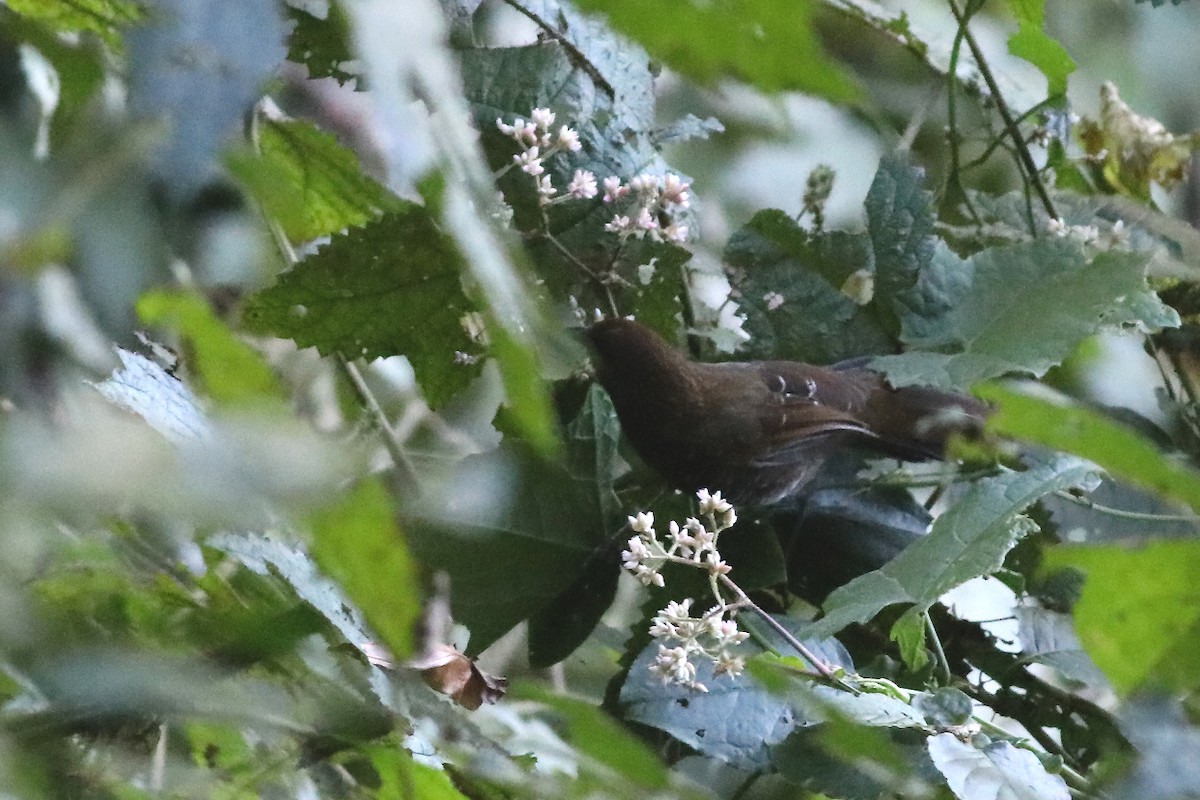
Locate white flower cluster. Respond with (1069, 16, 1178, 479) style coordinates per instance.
(497, 107, 597, 206)
(621, 490, 745, 692)
(601, 172, 690, 243)
(495, 107, 693, 242)
(1046, 217, 1129, 248)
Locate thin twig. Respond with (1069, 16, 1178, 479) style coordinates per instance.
(717, 574, 859, 694)
(947, 0, 1058, 223)
(924, 612, 953, 686)
(495, 0, 615, 97)
(541, 232, 620, 316)
(251, 104, 421, 491)
(1052, 489, 1200, 524)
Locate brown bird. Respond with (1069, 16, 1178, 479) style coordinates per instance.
(587, 318, 988, 506)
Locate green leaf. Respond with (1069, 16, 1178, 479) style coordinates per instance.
(976, 383, 1200, 511)
(890, 613, 928, 672)
(1007, 22, 1075, 97)
(801, 454, 1097, 640)
(309, 479, 419, 660)
(572, 0, 858, 101)
(1005, 1, 1074, 97)
(872, 238, 1177, 389)
(866, 152, 937, 337)
(242, 205, 481, 408)
(230, 118, 397, 242)
(6, 0, 141, 45)
(927, 733, 1070, 800)
(285, 0, 357, 85)
(726, 210, 894, 363)
(137, 288, 284, 409)
(1042, 538, 1200, 695)
(406, 443, 605, 654)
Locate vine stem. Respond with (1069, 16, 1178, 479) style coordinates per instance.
(946, 0, 1058, 223)
(1053, 489, 1200, 524)
(924, 612, 953, 686)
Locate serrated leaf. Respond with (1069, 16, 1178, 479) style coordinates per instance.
(927, 733, 1069, 800)
(801, 454, 1097, 640)
(285, 0, 357, 85)
(1042, 538, 1200, 695)
(572, 0, 858, 101)
(309, 479, 419, 660)
(242, 205, 481, 408)
(93, 348, 211, 443)
(866, 153, 936, 335)
(726, 210, 893, 363)
(406, 443, 605, 654)
(872, 238, 1177, 389)
(977, 383, 1200, 511)
(137, 288, 284, 409)
(231, 118, 397, 242)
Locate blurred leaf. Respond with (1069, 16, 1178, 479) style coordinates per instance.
(407, 443, 605, 654)
(1042, 538, 1200, 695)
(772, 725, 932, 800)
(572, 0, 858, 101)
(137, 289, 284, 409)
(726, 210, 893, 363)
(653, 114, 725, 145)
(927, 733, 1069, 800)
(1109, 695, 1200, 800)
(872, 239, 1177, 389)
(1005, 0, 1074, 96)
(243, 205, 481, 408)
(93, 348, 211, 443)
(977, 383, 1200, 511)
(309, 479, 419, 661)
(284, 0, 357, 85)
(5, 0, 141, 45)
(126, 0, 286, 196)
(369, 746, 472, 799)
(489, 322, 559, 456)
(801, 454, 1097, 640)
(515, 684, 670, 789)
(230, 117, 397, 242)
(866, 153, 936, 336)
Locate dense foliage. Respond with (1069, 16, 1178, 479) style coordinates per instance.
(2, 0, 1200, 798)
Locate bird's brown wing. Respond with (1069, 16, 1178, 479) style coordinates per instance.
(746, 361, 882, 466)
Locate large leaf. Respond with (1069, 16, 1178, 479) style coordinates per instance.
(801, 454, 1098, 641)
(1015, 606, 1109, 689)
(725, 210, 893, 364)
(619, 630, 851, 770)
(1109, 696, 1200, 800)
(406, 443, 606, 654)
(242, 205, 481, 408)
(873, 238, 1178, 389)
(1042, 538, 1200, 695)
(571, 0, 857, 101)
(927, 733, 1069, 800)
